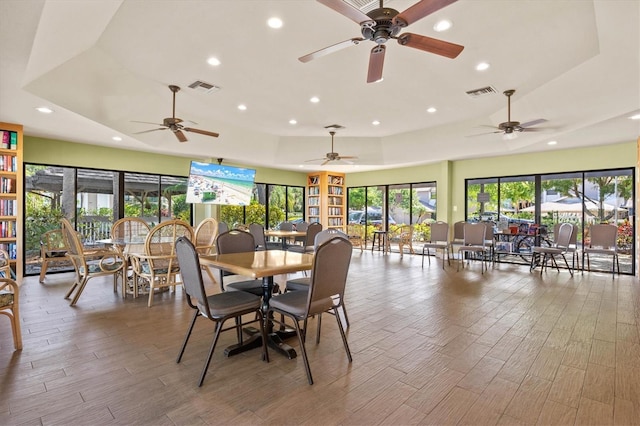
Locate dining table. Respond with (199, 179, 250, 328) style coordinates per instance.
(199, 249, 314, 359)
(264, 229, 306, 249)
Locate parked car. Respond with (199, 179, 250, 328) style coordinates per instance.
(474, 211, 533, 225)
(348, 208, 395, 225)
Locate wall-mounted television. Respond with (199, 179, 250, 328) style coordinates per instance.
(186, 161, 256, 206)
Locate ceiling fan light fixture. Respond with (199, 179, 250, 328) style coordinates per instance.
(433, 19, 452, 32)
(503, 132, 518, 140)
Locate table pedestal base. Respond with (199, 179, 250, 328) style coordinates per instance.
(223, 326, 298, 359)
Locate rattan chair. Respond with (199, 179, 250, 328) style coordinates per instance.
(174, 237, 268, 387)
(39, 228, 70, 283)
(0, 277, 22, 350)
(194, 217, 219, 282)
(268, 237, 353, 385)
(110, 217, 151, 293)
(61, 218, 125, 306)
(422, 221, 451, 269)
(129, 219, 193, 307)
(346, 224, 365, 252)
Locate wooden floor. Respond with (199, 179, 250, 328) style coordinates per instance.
(1, 251, 639, 425)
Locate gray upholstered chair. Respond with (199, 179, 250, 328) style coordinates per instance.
(268, 237, 353, 385)
(249, 222, 280, 251)
(287, 222, 323, 254)
(215, 230, 265, 295)
(583, 223, 619, 278)
(174, 237, 268, 387)
(530, 222, 574, 276)
(421, 221, 451, 269)
(457, 222, 489, 273)
(293, 221, 309, 245)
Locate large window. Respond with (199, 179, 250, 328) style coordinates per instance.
(348, 181, 437, 247)
(24, 164, 190, 276)
(465, 168, 635, 274)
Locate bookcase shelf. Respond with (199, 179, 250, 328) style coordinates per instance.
(306, 171, 345, 231)
(0, 122, 23, 280)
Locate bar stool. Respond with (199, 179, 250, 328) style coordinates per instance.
(371, 230, 390, 254)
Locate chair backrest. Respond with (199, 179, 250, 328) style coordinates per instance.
(429, 221, 449, 243)
(453, 221, 466, 242)
(307, 237, 353, 316)
(463, 222, 486, 246)
(60, 218, 85, 257)
(314, 228, 348, 248)
(194, 217, 219, 255)
(248, 222, 267, 250)
(295, 221, 309, 232)
(303, 222, 323, 246)
(554, 223, 573, 249)
(41, 228, 69, 255)
(145, 219, 194, 257)
(174, 237, 210, 316)
(589, 224, 617, 250)
(216, 230, 256, 254)
(111, 217, 150, 243)
(483, 222, 494, 241)
(218, 222, 229, 234)
(279, 221, 295, 231)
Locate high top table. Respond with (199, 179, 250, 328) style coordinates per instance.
(199, 249, 314, 358)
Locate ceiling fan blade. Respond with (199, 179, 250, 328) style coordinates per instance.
(339, 155, 358, 159)
(299, 37, 364, 63)
(367, 45, 386, 83)
(183, 127, 219, 138)
(174, 130, 188, 143)
(397, 33, 464, 58)
(519, 118, 548, 128)
(132, 120, 165, 126)
(321, 158, 331, 166)
(394, 0, 458, 27)
(317, 0, 375, 25)
(134, 127, 166, 135)
(466, 130, 502, 137)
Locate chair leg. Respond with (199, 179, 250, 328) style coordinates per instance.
(316, 313, 322, 344)
(333, 307, 352, 363)
(292, 316, 313, 385)
(561, 255, 573, 276)
(39, 259, 49, 283)
(177, 310, 199, 363)
(198, 321, 224, 387)
(69, 277, 90, 306)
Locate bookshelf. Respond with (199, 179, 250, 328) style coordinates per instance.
(307, 171, 345, 231)
(0, 122, 23, 280)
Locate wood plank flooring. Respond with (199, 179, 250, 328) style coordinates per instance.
(1, 252, 639, 425)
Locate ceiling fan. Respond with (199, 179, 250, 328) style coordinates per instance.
(306, 131, 358, 165)
(133, 85, 219, 142)
(470, 89, 548, 139)
(299, 0, 464, 83)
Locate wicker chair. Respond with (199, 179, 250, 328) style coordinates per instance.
(0, 278, 22, 350)
(194, 217, 219, 283)
(110, 217, 151, 294)
(61, 218, 125, 306)
(39, 228, 70, 283)
(391, 225, 415, 258)
(347, 224, 365, 252)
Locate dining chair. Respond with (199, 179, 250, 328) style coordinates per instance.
(346, 224, 365, 252)
(530, 222, 574, 276)
(248, 222, 280, 251)
(421, 221, 451, 269)
(0, 249, 11, 279)
(285, 228, 351, 330)
(129, 219, 193, 307)
(483, 222, 496, 266)
(215, 230, 264, 296)
(293, 221, 309, 245)
(38, 228, 70, 283)
(552, 223, 580, 271)
(393, 225, 415, 258)
(287, 222, 323, 254)
(218, 221, 229, 234)
(457, 222, 489, 273)
(451, 220, 466, 251)
(279, 221, 295, 231)
(174, 237, 268, 387)
(110, 217, 151, 293)
(268, 237, 353, 385)
(0, 277, 22, 350)
(60, 218, 125, 306)
(194, 217, 219, 283)
(583, 223, 619, 278)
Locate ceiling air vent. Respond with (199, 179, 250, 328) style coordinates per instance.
(344, 0, 398, 13)
(465, 86, 497, 99)
(188, 80, 221, 94)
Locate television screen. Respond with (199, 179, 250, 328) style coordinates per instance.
(186, 161, 256, 206)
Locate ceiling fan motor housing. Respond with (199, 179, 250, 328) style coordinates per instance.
(362, 7, 402, 44)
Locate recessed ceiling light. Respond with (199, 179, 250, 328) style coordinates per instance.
(426, 107, 437, 113)
(372, 120, 380, 126)
(298, 165, 305, 168)
(267, 17, 283, 29)
(433, 19, 452, 32)
(475, 62, 490, 71)
(112, 136, 122, 141)
(629, 113, 640, 120)
(207, 57, 221, 66)
(310, 96, 320, 103)
(237, 104, 247, 111)
(36, 107, 53, 113)
(289, 119, 297, 125)
(547, 140, 558, 145)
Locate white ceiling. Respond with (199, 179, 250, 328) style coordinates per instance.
(1, 0, 638, 173)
